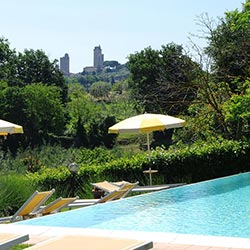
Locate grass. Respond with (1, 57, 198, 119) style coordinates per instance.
(11, 244, 32, 249)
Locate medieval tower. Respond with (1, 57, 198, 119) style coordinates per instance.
(60, 53, 70, 76)
(93, 45, 104, 71)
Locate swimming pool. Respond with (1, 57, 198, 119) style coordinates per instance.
(17, 172, 250, 238)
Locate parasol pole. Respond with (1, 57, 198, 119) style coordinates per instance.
(147, 132, 152, 185)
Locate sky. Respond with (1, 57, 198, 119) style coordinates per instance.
(0, 0, 245, 73)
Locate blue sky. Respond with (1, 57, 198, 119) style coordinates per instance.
(0, 0, 245, 73)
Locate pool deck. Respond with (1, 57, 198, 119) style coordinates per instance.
(1, 224, 250, 249)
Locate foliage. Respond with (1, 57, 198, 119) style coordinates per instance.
(223, 91, 250, 139)
(205, 1, 250, 86)
(66, 63, 129, 89)
(2, 138, 250, 216)
(103, 97, 138, 124)
(150, 139, 250, 183)
(172, 104, 221, 144)
(77, 147, 117, 165)
(22, 84, 66, 139)
(0, 83, 66, 148)
(184, 2, 250, 141)
(0, 38, 71, 149)
(66, 83, 117, 148)
(0, 38, 16, 81)
(103, 60, 120, 68)
(89, 81, 111, 99)
(25, 139, 250, 200)
(0, 39, 67, 103)
(11, 244, 32, 250)
(65, 83, 100, 136)
(128, 43, 198, 115)
(1, 2, 250, 219)
(0, 174, 35, 217)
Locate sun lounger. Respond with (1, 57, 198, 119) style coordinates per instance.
(68, 189, 125, 208)
(92, 181, 121, 193)
(113, 181, 139, 199)
(0, 189, 55, 223)
(0, 233, 29, 250)
(25, 235, 153, 250)
(92, 180, 138, 193)
(68, 182, 138, 208)
(38, 196, 78, 215)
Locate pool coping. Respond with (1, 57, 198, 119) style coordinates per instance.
(1, 224, 250, 248)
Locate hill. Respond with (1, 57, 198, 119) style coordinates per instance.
(67, 62, 130, 89)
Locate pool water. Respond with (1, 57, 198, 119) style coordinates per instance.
(17, 172, 250, 238)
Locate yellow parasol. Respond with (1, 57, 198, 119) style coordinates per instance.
(108, 113, 185, 185)
(0, 119, 24, 136)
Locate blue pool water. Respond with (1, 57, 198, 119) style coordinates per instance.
(17, 172, 250, 238)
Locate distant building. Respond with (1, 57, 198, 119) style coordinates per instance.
(93, 45, 104, 71)
(83, 45, 104, 73)
(83, 66, 97, 73)
(60, 53, 70, 76)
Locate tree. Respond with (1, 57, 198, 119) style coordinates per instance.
(0, 39, 68, 103)
(157, 44, 198, 115)
(66, 83, 101, 144)
(0, 83, 66, 148)
(15, 49, 68, 103)
(89, 81, 111, 100)
(191, 1, 250, 140)
(99, 116, 117, 148)
(23, 83, 65, 137)
(128, 46, 161, 112)
(128, 43, 198, 115)
(0, 38, 17, 81)
(103, 60, 120, 68)
(223, 90, 250, 139)
(205, 1, 250, 90)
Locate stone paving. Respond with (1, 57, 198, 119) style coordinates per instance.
(2, 224, 250, 250)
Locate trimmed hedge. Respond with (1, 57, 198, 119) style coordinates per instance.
(27, 140, 250, 197)
(150, 140, 250, 183)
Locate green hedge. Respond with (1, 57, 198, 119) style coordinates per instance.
(150, 140, 250, 183)
(1, 139, 250, 216)
(27, 140, 250, 197)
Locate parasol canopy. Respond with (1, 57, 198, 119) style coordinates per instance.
(0, 119, 24, 136)
(108, 113, 185, 185)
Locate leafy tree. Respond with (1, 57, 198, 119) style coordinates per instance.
(0, 39, 68, 103)
(0, 84, 25, 124)
(66, 83, 100, 134)
(205, 1, 250, 89)
(89, 81, 111, 100)
(128, 46, 160, 113)
(157, 44, 198, 115)
(0, 38, 17, 81)
(223, 87, 250, 139)
(15, 49, 68, 103)
(103, 60, 120, 68)
(191, 1, 250, 140)
(22, 83, 65, 143)
(99, 116, 117, 148)
(88, 116, 117, 149)
(0, 83, 66, 148)
(128, 43, 198, 114)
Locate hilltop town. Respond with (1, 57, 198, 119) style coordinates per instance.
(59, 45, 130, 87)
(60, 45, 125, 76)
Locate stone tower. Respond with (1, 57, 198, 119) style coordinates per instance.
(93, 45, 104, 71)
(60, 53, 70, 76)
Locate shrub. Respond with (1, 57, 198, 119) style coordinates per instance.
(0, 174, 35, 217)
(27, 139, 250, 195)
